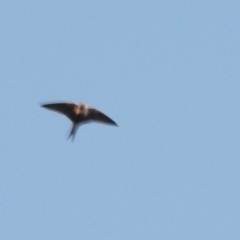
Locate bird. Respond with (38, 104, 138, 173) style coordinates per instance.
(41, 101, 118, 140)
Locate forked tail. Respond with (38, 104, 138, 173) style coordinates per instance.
(68, 124, 78, 141)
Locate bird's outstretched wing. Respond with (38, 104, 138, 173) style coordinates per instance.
(88, 108, 118, 126)
(41, 102, 77, 121)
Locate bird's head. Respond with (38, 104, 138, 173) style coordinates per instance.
(80, 103, 88, 116)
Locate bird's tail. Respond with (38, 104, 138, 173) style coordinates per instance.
(68, 124, 78, 141)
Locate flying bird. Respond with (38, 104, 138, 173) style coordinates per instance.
(41, 101, 118, 140)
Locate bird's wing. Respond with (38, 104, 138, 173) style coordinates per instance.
(41, 102, 77, 121)
(88, 108, 118, 126)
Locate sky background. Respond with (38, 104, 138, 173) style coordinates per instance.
(1, 1, 240, 239)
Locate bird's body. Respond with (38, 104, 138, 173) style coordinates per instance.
(41, 102, 117, 140)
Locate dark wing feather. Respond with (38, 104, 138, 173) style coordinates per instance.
(41, 102, 77, 121)
(89, 108, 118, 126)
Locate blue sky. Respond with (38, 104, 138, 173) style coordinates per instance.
(1, 1, 240, 239)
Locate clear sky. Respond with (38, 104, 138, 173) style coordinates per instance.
(1, 1, 240, 239)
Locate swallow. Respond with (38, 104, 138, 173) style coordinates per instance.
(41, 101, 118, 140)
